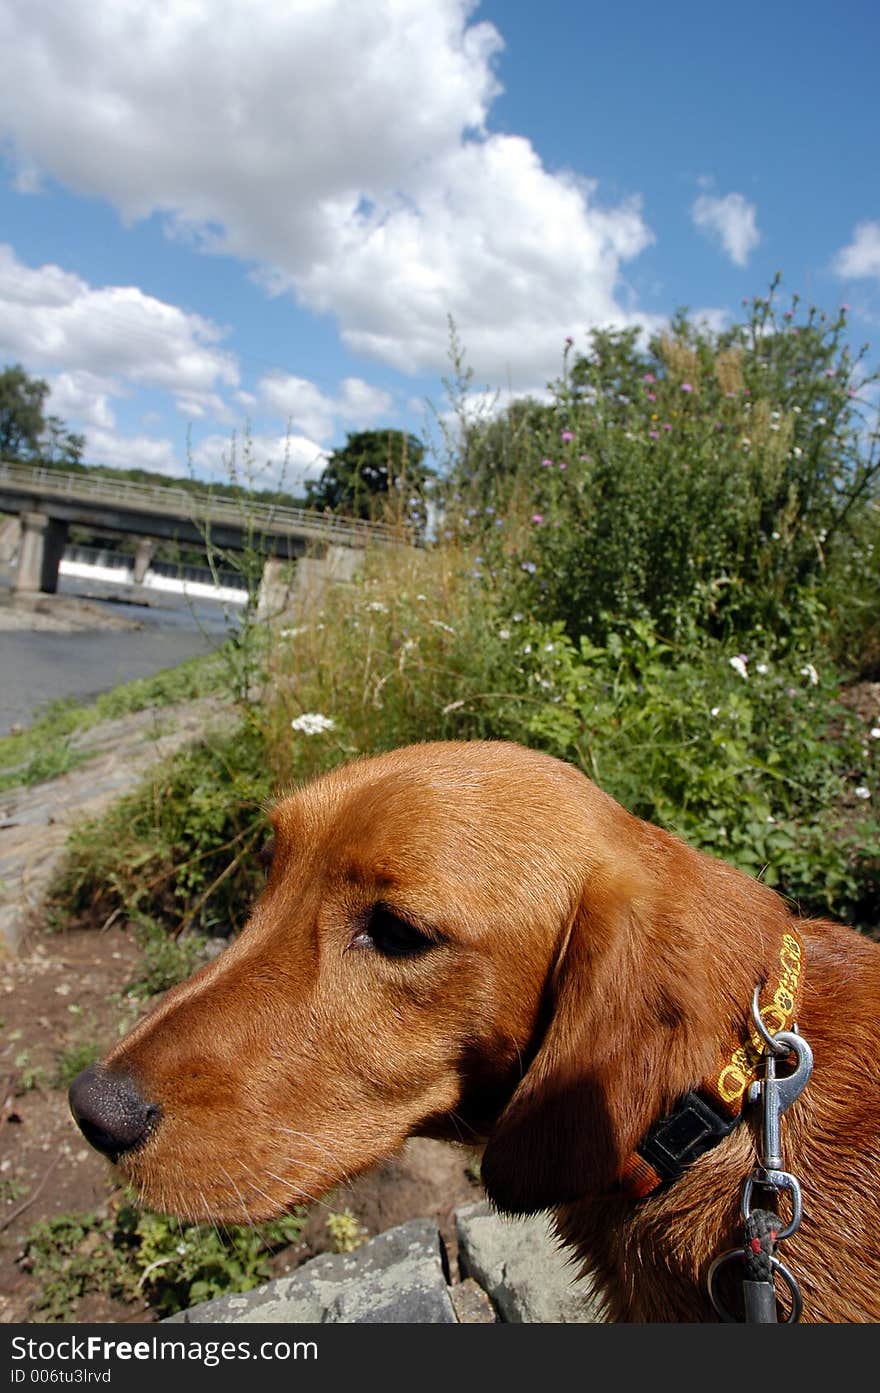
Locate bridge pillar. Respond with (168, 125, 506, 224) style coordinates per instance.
(132, 538, 155, 584)
(257, 546, 362, 620)
(13, 511, 69, 594)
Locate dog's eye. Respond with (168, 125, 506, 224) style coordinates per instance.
(351, 906, 440, 959)
(257, 836, 275, 872)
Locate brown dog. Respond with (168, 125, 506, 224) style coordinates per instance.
(69, 741, 880, 1322)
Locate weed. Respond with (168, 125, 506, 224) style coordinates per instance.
(325, 1210, 366, 1254)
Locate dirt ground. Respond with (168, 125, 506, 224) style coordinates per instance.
(0, 923, 482, 1325)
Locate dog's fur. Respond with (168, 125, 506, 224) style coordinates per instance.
(84, 741, 880, 1321)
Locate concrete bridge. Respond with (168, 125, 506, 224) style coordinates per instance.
(0, 462, 400, 597)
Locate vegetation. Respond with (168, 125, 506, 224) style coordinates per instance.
(0, 649, 227, 794)
(305, 427, 432, 529)
(22, 1206, 305, 1321)
(0, 363, 84, 465)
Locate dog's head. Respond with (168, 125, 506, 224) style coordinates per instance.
(69, 740, 777, 1223)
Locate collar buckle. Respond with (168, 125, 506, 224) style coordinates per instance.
(637, 1090, 739, 1185)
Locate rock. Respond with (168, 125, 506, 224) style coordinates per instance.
(449, 1276, 497, 1323)
(166, 1219, 457, 1324)
(455, 1201, 605, 1323)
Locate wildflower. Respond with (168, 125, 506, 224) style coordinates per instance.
(662, 423, 672, 432)
(365, 600, 389, 613)
(646, 392, 657, 402)
(772, 531, 781, 541)
(521, 561, 537, 574)
(561, 430, 573, 442)
(800, 663, 819, 685)
(855, 786, 871, 800)
(756, 663, 769, 675)
(522, 643, 532, 654)
(841, 304, 850, 312)
(710, 706, 721, 717)
(541, 458, 554, 468)
(498, 629, 511, 640)
(512, 612, 524, 622)
(531, 513, 544, 524)
(729, 655, 749, 680)
(643, 373, 656, 384)
(545, 643, 554, 652)
(429, 619, 455, 634)
(792, 447, 802, 458)
(279, 625, 307, 639)
(416, 593, 428, 601)
(681, 383, 693, 393)
(649, 430, 658, 439)
(817, 417, 826, 426)
(558, 461, 567, 470)
(291, 713, 335, 735)
(869, 727, 880, 739)
(565, 335, 574, 346)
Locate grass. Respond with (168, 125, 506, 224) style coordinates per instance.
(0, 647, 228, 792)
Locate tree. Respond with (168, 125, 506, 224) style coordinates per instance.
(0, 363, 84, 466)
(0, 363, 50, 459)
(305, 429, 431, 528)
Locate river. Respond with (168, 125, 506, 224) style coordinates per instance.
(0, 573, 241, 736)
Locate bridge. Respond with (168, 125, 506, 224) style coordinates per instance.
(0, 462, 400, 596)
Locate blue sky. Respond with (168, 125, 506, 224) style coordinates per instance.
(0, 0, 877, 493)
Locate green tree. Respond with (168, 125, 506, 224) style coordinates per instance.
(0, 363, 50, 459)
(0, 363, 84, 466)
(305, 429, 431, 526)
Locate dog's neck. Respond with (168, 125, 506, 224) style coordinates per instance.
(617, 926, 805, 1199)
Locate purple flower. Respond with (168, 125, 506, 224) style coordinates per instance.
(521, 561, 537, 574)
(561, 430, 573, 442)
(825, 369, 835, 378)
(646, 392, 656, 402)
(841, 304, 850, 312)
(558, 461, 567, 470)
(531, 513, 544, 525)
(662, 422, 672, 432)
(643, 372, 656, 384)
(565, 335, 574, 346)
(541, 457, 553, 468)
(784, 310, 793, 319)
(649, 430, 658, 439)
(681, 382, 693, 393)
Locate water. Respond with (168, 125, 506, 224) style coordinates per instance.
(0, 574, 241, 736)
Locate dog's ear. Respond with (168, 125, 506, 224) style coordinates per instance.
(481, 863, 695, 1214)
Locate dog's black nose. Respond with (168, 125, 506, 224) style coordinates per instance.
(68, 1065, 160, 1160)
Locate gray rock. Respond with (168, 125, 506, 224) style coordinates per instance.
(166, 1219, 457, 1324)
(455, 1201, 605, 1323)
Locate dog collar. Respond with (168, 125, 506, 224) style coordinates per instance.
(618, 928, 805, 1200)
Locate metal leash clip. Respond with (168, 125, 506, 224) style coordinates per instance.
(708, 987, 813, 1322)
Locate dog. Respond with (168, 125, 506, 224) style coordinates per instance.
(68, 740, 880, 1322)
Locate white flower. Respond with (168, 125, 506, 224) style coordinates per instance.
(710, 706, 722, 717)
(522, 643, 532, 654)
(772, 531, 781, 540)
(365, 600, 389, 613)
(416, 594, 428, 601)
(279, 625, 307, 639)
(512, 613, 524, 623)
(756, 662, 769, 674)
(545, 643, 555, 652)
(870, 727, 880, 740)
(792, 447, 802, 458)
(817, 417, 826, 426)
(800, 664, 819, 686)
(498, 629, 511, 640)
(729, 656, 749, 680)
(291, 713, 335, 735)
(429, 619, 455, 634)
(855, 786, 871, 800)
(741, 437, 751, 447)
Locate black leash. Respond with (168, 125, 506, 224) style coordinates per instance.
(707, 987, 813, 1322)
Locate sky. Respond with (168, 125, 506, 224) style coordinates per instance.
(0, 0, 878, 494)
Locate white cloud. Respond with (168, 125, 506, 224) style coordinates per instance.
(48, 370, 118, 431)
(257, 373, 393, 442)
(0, 1, 654, 390)
(85, 428, 179, 476)
(191, 432, 328, 492)
(691, 192, 760, 267)
(833, 221, 880, 283)
(0, 244, 238, 415)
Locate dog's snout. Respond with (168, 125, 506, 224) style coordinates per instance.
(68, 1065, 160, 1161)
